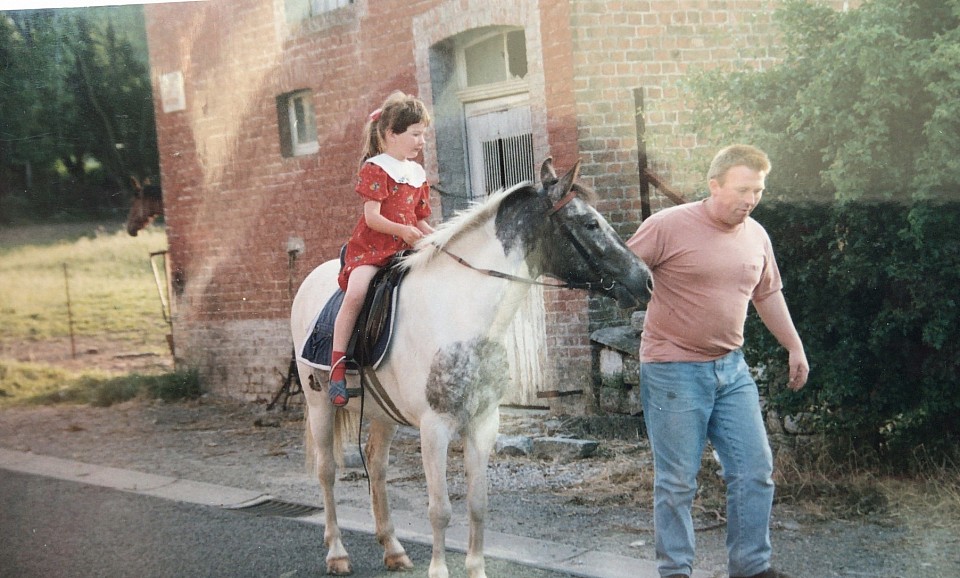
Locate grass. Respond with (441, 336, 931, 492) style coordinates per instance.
(0, 220, 199, 407)
(0, 221, 170, 346)
(0, 359, 200, 408)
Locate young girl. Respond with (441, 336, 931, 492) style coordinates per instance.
(328, 91, 434, 406)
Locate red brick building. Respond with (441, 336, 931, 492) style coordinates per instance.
(144, 0, 844, 407)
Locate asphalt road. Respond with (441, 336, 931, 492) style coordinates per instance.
(0, 470, 578, 578)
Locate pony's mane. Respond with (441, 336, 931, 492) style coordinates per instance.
(401, 181, 533, 271)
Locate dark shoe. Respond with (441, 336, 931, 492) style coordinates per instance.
(664, 575, 689, 578)
(734, 568, 794, 578)
(329, 378, 348, 407)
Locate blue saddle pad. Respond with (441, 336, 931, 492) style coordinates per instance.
(298, 288, 394, 372)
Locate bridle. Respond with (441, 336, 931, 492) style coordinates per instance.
(434, 185, 619, 293)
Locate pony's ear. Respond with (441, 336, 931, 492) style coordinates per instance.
(548, 159, 582, 203)
(540, 157, 556, 183)
(130, 176, 142, 193)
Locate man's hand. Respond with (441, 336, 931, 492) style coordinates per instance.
(787, 348, 809, 391)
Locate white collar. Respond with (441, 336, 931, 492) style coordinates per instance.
(366, 154, 427, 187)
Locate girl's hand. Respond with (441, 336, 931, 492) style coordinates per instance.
(400, 225, 423, 245)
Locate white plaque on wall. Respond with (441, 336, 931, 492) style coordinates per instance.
(160, 71, 186, 113)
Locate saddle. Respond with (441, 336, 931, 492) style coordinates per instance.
(299, 251, 411, 372)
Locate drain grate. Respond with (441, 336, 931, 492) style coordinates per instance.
(227, 497, 323, 518)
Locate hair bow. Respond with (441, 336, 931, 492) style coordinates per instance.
(369, 108, 382, 122)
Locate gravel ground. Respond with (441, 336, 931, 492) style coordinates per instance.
(1, 395, 958, 578)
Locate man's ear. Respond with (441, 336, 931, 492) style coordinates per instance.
(708, 178, 721, 196)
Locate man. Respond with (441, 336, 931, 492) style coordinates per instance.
(627, 144, 809, 578)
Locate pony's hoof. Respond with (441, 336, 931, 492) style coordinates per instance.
(326, 556, 353, 575)
(385, 552, 413, 571)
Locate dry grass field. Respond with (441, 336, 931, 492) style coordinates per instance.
(0, 221, 181, 405)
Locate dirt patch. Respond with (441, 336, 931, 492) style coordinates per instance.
(1, 338, 958, 577)
(1, 336, 173, 375)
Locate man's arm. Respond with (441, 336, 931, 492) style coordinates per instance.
(753, 290, 809, 391)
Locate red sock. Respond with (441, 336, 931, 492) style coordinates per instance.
(330, 350, 347, 381)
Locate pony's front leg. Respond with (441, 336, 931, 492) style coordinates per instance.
(305, 393, 352, 575)
(462, 410, 500, 578)
(420, 414, 454, 578)
(366, 420, 413, 570)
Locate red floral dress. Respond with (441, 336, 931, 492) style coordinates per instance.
(337, 157, 431, 291)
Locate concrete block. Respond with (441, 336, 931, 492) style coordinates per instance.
(495, 434, 533, 457)
(531, 436, 599, 462)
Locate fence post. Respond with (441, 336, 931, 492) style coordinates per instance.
(62, 263, 76, 359)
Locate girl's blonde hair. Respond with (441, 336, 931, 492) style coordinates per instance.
(360, 91, 432, 168)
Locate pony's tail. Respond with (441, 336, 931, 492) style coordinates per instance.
(333, 409, 360, 468)
(303, 397, 361, 476)
(303, 403, 318, 476)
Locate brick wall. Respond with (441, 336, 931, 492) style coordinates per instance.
(148, 0, 441, 399)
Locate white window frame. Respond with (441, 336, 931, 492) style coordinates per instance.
(285, 0, 353, 23)
(284, 90, 319, 157)
(455, 28, 528, 105)
(311, 0, 352, 13)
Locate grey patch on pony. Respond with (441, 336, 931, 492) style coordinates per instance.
(425, 338, 509, 425)
(494, 186, 540, 256)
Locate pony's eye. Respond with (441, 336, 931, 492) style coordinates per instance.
(584, 220, 600, 231)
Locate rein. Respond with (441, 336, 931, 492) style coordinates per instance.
(434, 188, 618, 293)
(434, 244, 584, 289)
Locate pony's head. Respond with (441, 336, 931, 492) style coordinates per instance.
(126, 177, 163, 237)
(499, 158, 653, 309)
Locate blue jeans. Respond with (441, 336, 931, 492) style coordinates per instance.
(640, 350, 773, 578)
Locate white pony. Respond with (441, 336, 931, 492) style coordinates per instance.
(290, 158, 652, 578)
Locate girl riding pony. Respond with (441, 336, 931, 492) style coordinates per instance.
(328, 91, 434, 406)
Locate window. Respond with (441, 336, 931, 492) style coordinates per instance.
(284, 0, 353, 23)
(462, 29, 527, 88)
(481, 133, 534, 195)
(277, 90, 318, 157)
(464, 98, 534, 200)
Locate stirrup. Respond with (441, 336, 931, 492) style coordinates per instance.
(329, 378, 348, 407)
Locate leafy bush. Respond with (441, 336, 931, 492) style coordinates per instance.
(747, 200, 960, 468)
(85, 370, 202, 407)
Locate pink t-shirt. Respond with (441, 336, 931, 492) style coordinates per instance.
(627, 200, 783, 362)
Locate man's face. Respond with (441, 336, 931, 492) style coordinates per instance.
(707, 165, 766, 226)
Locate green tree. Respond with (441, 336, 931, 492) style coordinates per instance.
(63, 13, 157, 207)
(0, 7, 156, 222)
(0, 11, 74, 213)
(686, 0, 960, 201)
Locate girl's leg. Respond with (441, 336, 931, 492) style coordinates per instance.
(329, 265, 379, 405)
